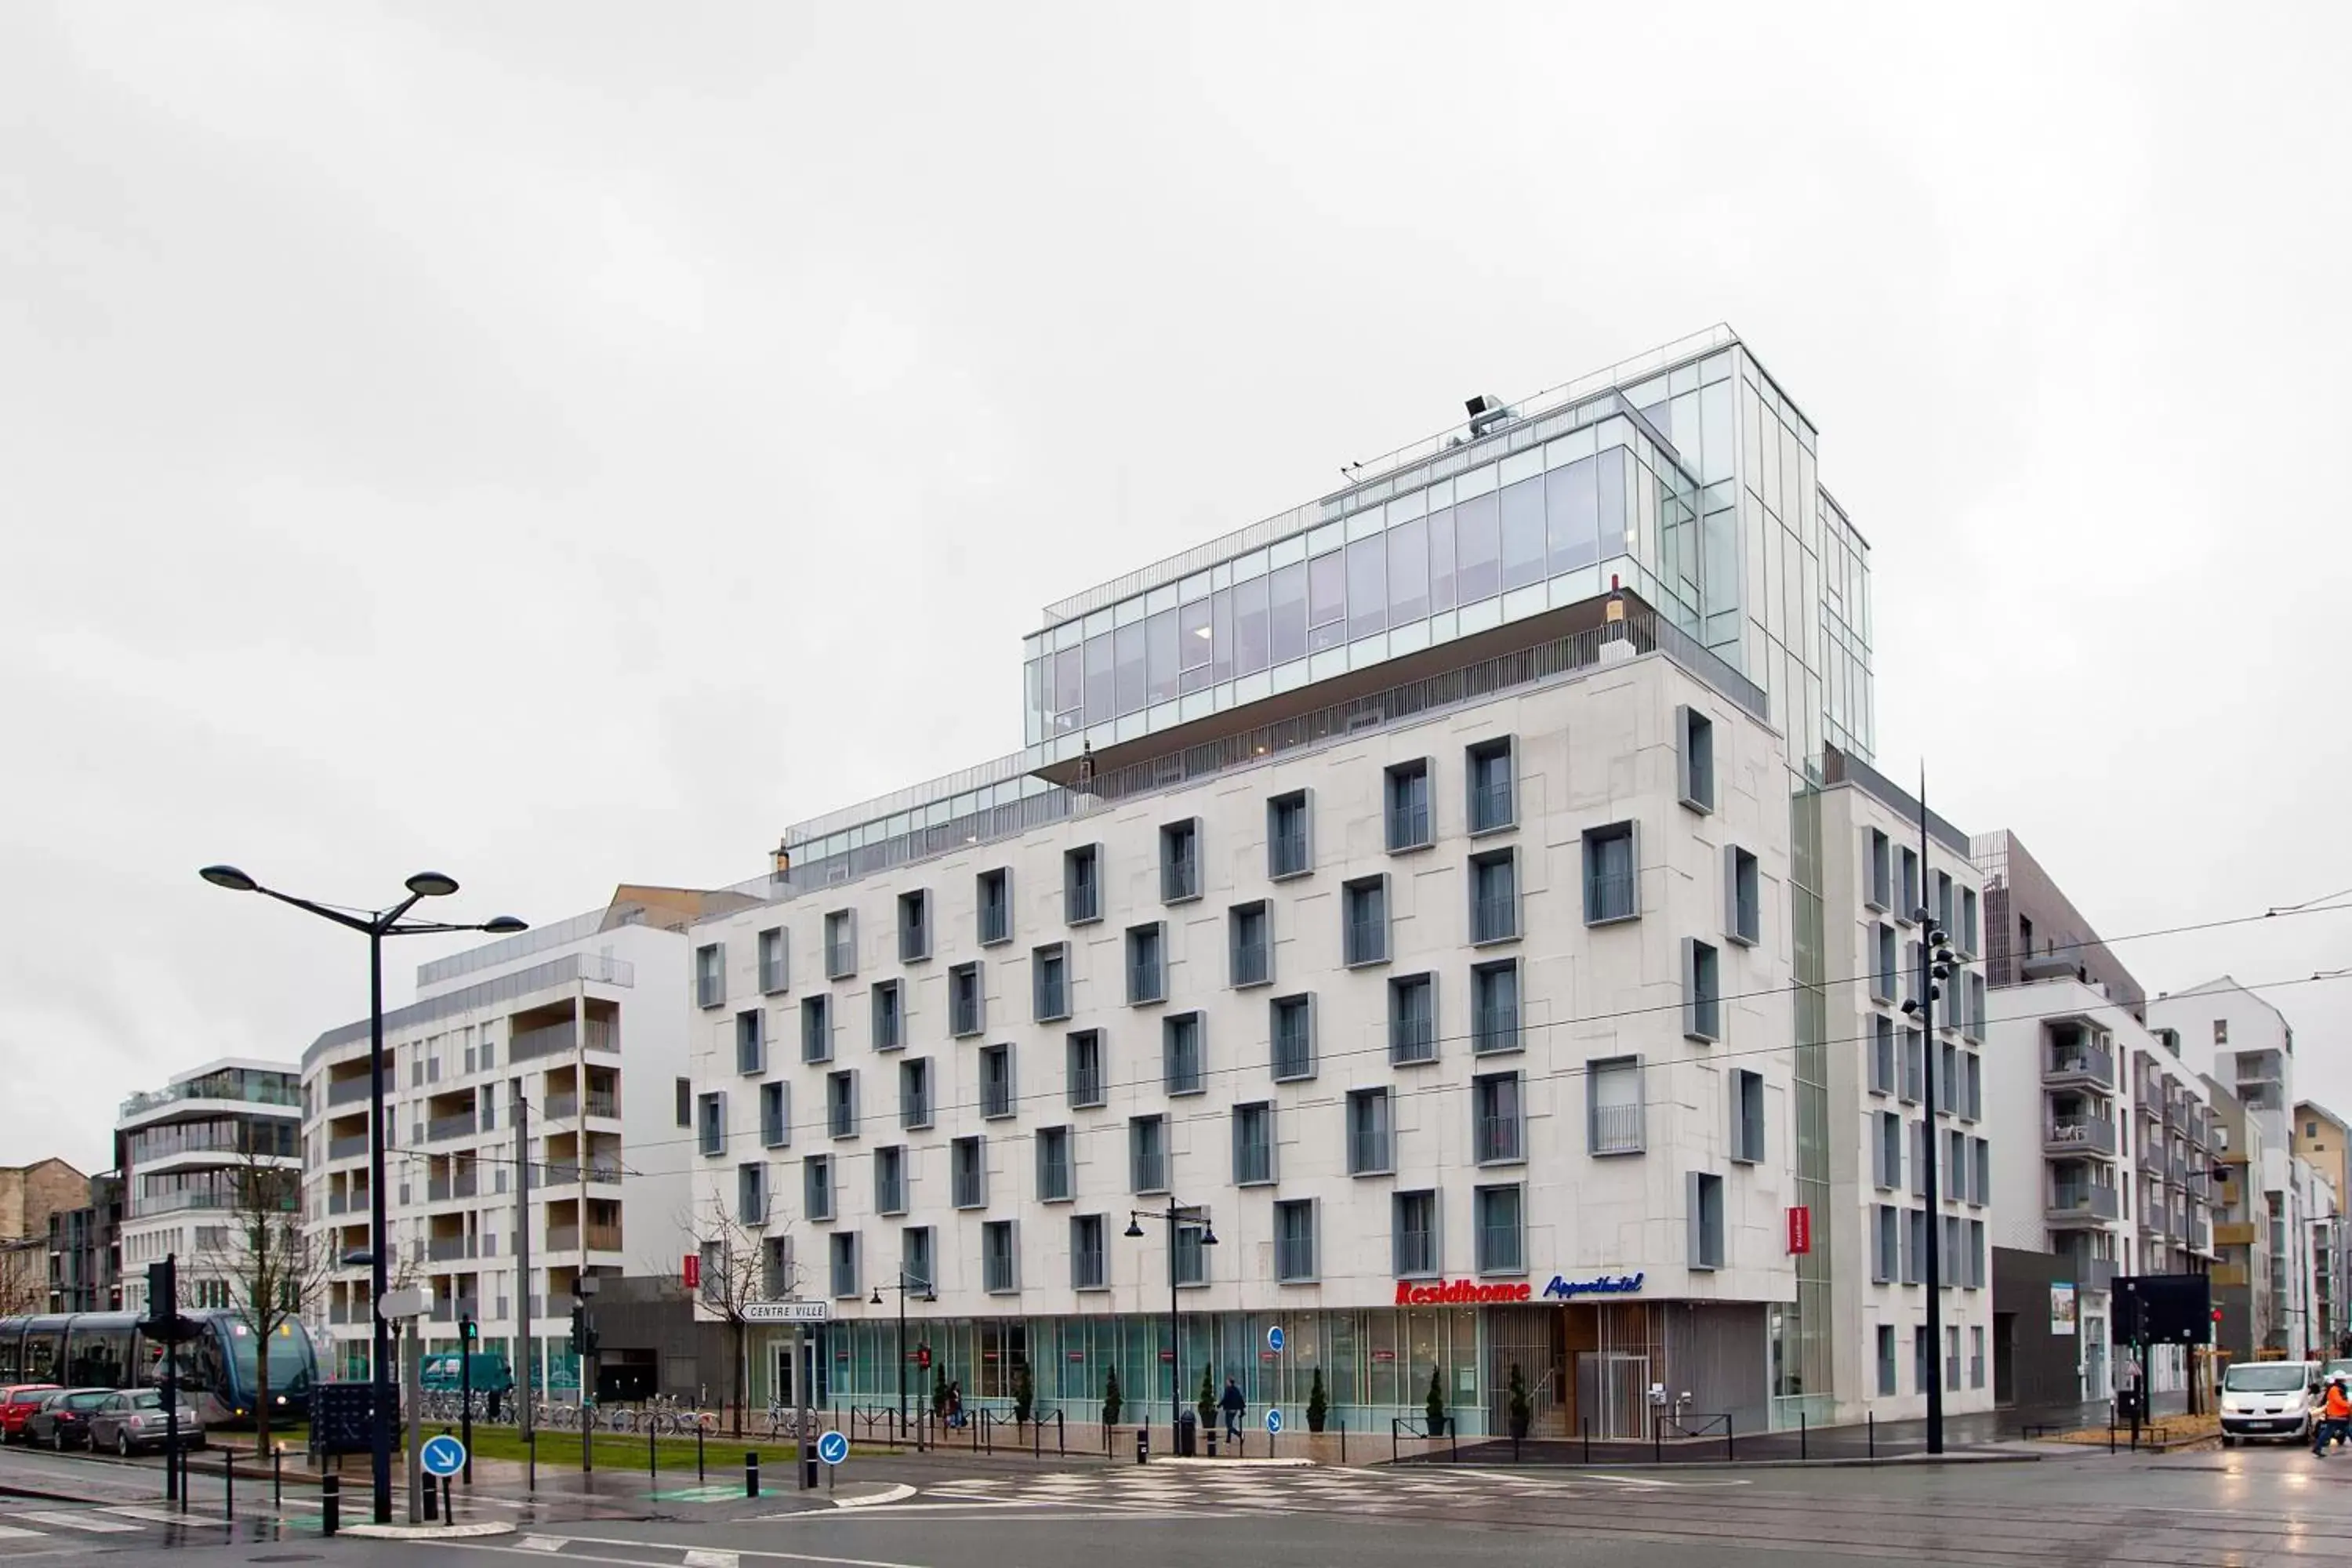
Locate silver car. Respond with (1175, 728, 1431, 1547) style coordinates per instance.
(86, 1389, 205, 1457)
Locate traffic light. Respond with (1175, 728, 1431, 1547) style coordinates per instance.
(916, 1344, 931, 1371)
(460, 1313, 478, 1343)
(146, 1258, 177, 1330)
(568, 1305, 584, 1354)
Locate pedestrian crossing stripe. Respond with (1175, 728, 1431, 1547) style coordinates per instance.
(13, 1512, 143, 1534)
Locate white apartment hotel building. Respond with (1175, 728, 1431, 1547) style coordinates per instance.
(299, 888, 727, 1386)
(690, 326, 1995, 1436)
(117, 1059, 303, 1318)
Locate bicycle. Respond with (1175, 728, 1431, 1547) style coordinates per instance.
(764, 1405, 802, 1439)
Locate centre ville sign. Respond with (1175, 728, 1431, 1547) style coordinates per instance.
(1393, 1272, 1646, 1306)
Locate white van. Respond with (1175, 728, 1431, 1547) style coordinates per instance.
(2220, 1360, 2319, 1446)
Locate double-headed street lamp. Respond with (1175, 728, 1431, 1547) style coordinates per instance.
(200, 865, 524, 1526)
(1125, 1201, 1218, 1436)
(870, 1269, 935, 1443)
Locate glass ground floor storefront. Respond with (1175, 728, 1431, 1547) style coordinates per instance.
(747, 1298, 1773, 1439)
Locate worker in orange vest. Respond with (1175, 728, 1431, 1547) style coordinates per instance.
(2311, 1377, 2350, 1457)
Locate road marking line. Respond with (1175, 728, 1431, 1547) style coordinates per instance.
(684, 1552, 740, 1568)
(517, 1535, 568, 1551)
(449, 1540, 938, 1568)
(0, 1526, 46, 1540)
(13, 1512, 143, 1534)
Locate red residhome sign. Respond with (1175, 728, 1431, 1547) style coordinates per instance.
(1394, 1279, 1534, 1305)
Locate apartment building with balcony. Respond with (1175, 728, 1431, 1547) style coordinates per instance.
(1815, 753, 1997, 1423)
(299, 887, 732, 1386)
(682, 328, 1997, 1436)
(45, 1173, 123, 1313)
(2294, 1102, 2351, 1354)
(2202, 1085, 2274, 1362)
(115, 1060, 301, 1317)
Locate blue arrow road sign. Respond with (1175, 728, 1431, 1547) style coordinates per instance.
(421, 1434, 466, 1478)
(1267, 1325, 1284, 1352)
(1265, 1409, 1283, 1435)
(816, 1430, 849, 1465)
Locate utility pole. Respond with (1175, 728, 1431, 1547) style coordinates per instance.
(1918, 769, 1946, 1457)
(514, 1085, 534, 1449)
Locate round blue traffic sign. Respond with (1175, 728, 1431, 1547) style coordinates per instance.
(1266, 1326, 1285, 1352)
(816, 1430, 848, 1465)
(421, 1434, 466, 1478)
(1265, 1409, 1283, 1435)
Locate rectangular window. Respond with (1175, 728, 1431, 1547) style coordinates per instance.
(1903, 1027, 1925, 1104)
(1267, 791, 1312, 880)
(1871, 923, 1897, 1004)
(1869, 1015, 1896, 1096)
(1471, 959, 1521, 1054)
(1934, 870, 1955, 941)
(1473, 1072, 1524, 1165)
(979, 1044, 1014, 1120)
(1899, 847, 1919, 923)
(1961, 887, 1980, 955)
(1348, 1088, 1394, 1175)
(871, 981, 904, 1051)
(760, 1081, 789, 1149)
(1385, 758, 1434, 851)
(1173, 1222, 1209, 1287)
(949, 961, 985, 1036)
(1967, 1219, 1987, 1290)
(1583, 822, 1639, 924)
(1469, 848, 1519, 944)
(1913, 1327, 1929, 1394)
(1682, 938, 1722, 1042)
(695, 942, 725, 1010)
(1466, 737, 1515, 836)
(1270, 994, 1316, 1083)
(1388, 972, 1437, 1065)
(1873, 1203, 1899, 1283)
(1874, 1111, 1901, 1190)
(1063, 845, 1102, 925)
(875, 1145, 907, 1216)
(1904, 1208, 1926, 1285)
(1033, 943, 1070, 1022)
(1877, 1325, 1897, 1396)
(1965, 975, 1986, 1044)
(1866, 829, 1891, 912)
(1911, 1121, 1927, 1199)
(1724, 845, 1761, 946)
(801, 995, 833, 1065)
(902, 1228, 933, 1297)
(1970, 1137, 1991, 1207)
(898, 889, 931, 962)
(1273, 1199, 1316, 1283)
(1036, 1126, 1073, 1203)
(1070, 1214, 1106, 1290)
(1940, 1041, 1959, 1113)
(1475, 1183, 1524, 1274)
(758, 927, 789, 994)
(1129, 1116, 1168, 1194)
(676, 1076, 692, 1130)
(982, 1220, 1018, 1294)
(1163, 1012, 1205, 1095)
(977, 868, 1012, 946)
(826, 1069, 858, 1140)
(951, 1135, 986, 1210)
(738, 1161, 768, 1225)
(824, 909, 856, 980)
(1676, 704, 1715, 814)
(1392, 1189, 1438, 1276)
(828, 1232, 858, 1300)
(803, 1155, 833, 1222)
(1125, 924, 1166, 1004)
(696, 1091, 727, 1157)
(1160, 818, 1202, 902)
(1232, 1102, 1274, 1186)
(1589, 1057, 1643, 1155)
(898, 1058, 932, 1130)
(1730, 1069, 1765, 1163)
(1687, 1171, 1725, 1269)
(735, 1009, 766, 1076)
(1342, 876, 1388, 966)
(1066, 1031, 1105, 1109)
(1970, 1324, 1987, 1388)
(1229, 902, 1271, 988)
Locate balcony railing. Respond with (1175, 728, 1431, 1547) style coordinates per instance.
(425, 1172, 479, 1203)
(1232, 945, 1269, 988)
(545, 1222, 625, 1254)
(1472, 895, 1519, 945)
(1127, 964, 1165, 1005)
(1473, 1006, 1522, 1054)
(826, 942, 856, 980)
(1275, 1236, 1315, 1282)
(542, 1160, 623, 1185)
(1269, 829, 1308, 879)
(328, 1134, 368, 1162)
(1161, 853, 1200, 903)
(1385, 804, 1432, 852)
(2047, 1185, 2122, 1223)
(1469, 779, 1514, 835)
(1348, 1133, 1390, 1174)
(2043, 1043, 2115, 1089)
(1131, 1155, 1167, 1193)
(2044, 1117, 2118, 1156)
(426, 1235, 475, 1262)
(1475, 1115, 1524, 1164)
(327, 1076, 375, 1107)
(1592, 1102, 1643, 1155)
(426, 1112, 478, 1144)
(1389, 1016, 1436, 1065)
(1345, 919, 1387, 967)
(511, 1017, 620, 1065)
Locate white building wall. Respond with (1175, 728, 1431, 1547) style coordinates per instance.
(118, 1058, 303, 1318)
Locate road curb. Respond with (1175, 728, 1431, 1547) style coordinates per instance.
(341, 1521, 517, 1540)
(1149, 1457, 1316, 1468)
(833, 1483, 917, 1508)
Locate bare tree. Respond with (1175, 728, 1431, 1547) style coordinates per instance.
(665, 1193, 793, 1437)
(197, 1132, 331, 1459)
(0, 1239, 45, 1316)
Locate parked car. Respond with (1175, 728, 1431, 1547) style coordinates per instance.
(25, 1388, 114, 1450)
(87, 1388, 204, 1457)
(0, 1385, 59, 1443)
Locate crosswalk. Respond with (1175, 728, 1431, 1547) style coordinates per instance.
(0, 1502, 299, 1549)
(917, 1464, 1751, 1519)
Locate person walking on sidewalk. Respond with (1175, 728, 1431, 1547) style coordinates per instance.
(1219, 1377, 1246, 1444)
(2313, 1377, 2350, 1457)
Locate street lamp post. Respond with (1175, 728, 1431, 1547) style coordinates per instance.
(1125, 1202, 1217, 1441)
(870, 1270, 934, 1445)
(200, 865, 524, 1525)
(1896, 779, 1957, 1457)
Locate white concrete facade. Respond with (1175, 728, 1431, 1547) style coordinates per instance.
(691, 648, 1808, 1434)
(1816, 769, 1997, 1423)
(117, 1058, 302, 1317)
(298, 900, 699, 1385)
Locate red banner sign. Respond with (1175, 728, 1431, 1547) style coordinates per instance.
(681, 1253, 700, 1290)
(1788, 1206, 1812, 1255)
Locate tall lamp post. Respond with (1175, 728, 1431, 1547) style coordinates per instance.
(1896, 780, 1958, 1457)
(870, 1269, 935, 1444)
(1125, 1202, 1217, 1439)
(200, 865, 524, 1525)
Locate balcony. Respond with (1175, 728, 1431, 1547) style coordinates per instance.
(1232, 944, 1269, 988)
(2044, 1116, 2118, 1157)
(543, 1091, 617, 1122)
(327, 1076, 375, 1108)
(543, 1161, 623, 1186)
(544, 1222, 625, 1254)
(426, 1235, 476, 1263)
(2138, 1143, 2165, 1177)
(2047, 1185, 2121, 1225)
(425, 1112, 477, 1144)
(425, 1172, 480, 1203)
(2215, 1221, 2260, 1249)
(2043, 1040, 2115, 1090)
(2078, 1257, 2120, 1290)
(2190, 1217, 2213, 1252)
(511, 1017, 619, 1065)
(328, 1134, 368, 1162)
(327, 1192, 352, 1215)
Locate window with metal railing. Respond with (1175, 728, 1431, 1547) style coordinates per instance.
(1173, 1223, 1208, 1287)
(736, 1010, 765, 1076)
(1066, 1031, 1104, 1109)
(1160, 818, 1201, 903)
(828, 1232, 858, 1300)
(982, 1220, 1018, 1294)
(949, 962, 985, 1036)
(1033, 944, 1070, 1022)
(757, 927, 789, 994)
(1064, 844, 1102, 925)
(898, 1058, 932, 1130)
(1270, 995, 1315, 1082)
(1229, 902, 1270, 988)
(803, 1155, 833, 1222)
(1682, 938, 1721, 1041)
(1466, 737, 1515, 836)
(1475, 1184, 1523, 1273)
(1472, 960, 1520, 1054)
(1163, 1013, 1205, 1096)
(1126, 924, 1165, 1004)
(1388, 974, 1436, 1065)
(1348, 1088, 1393, 1175)
(759, 1081, 789, 1149)
(1129, 1116, 1167, 1193)
(697, 1091, 727, 1157)
(1232, 1102, 1273, 1186)
(898, 889, 931, 963)
(951, 1135, 986, 1209)
(1070, 1214, 1106, 1290)
(802, 995, 833, 1064)
(1385, 759, 1433, 851)
(872, 981, 904, 1051)
(739, 1163, 768, 1225)
(1392, 1189, 1437, 1276)
(1582, 821, 1639, 924)
(1473, 1073, 1523, 1164)
(1036, 1126, 1073, 1202)
(977, 868, 1012, 946)
(875, 1145, 907, 1215)
(826, 1070, 858, 1140)
(980, 1044, 1015, 1120)
(1588, 1058, 1642, 1154)
(1267, 792, 1311, 880)
(1343, 876, 1388, 966)
(1470, 849, 1519, 944)
(824, 909, 856, 980)
(1274, 1199, 1316, 1283)
(695, 942, 725, 1009)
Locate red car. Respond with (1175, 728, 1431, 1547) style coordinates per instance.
(0, 1385, 59, 1443)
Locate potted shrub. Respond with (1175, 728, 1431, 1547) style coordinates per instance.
(1102, 1367, 1123, 1429)
(1014, 1360, 1035, 1430)
(1196, 1365, 1218, 1429)
(931, 1367, 950, 1420)
(1305, 1368, 1329, 1434)
(1425, 1366, 1447, 1438)
(1508, 1363, 1533, 1442)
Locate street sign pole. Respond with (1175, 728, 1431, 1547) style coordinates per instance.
(404, 1317, 423, 1524)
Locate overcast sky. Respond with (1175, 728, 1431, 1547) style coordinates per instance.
(4, 2, 2347, 1180)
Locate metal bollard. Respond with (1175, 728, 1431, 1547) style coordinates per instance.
(698, 1425, 706, 1485)
(1867, 1410, 1876, 1460)
(274, 1448, 282, 1508)
(321, 1473, 340, 1537)
(1726, 1414, 1734, 1462)
(746, 1451, 760, 1498)
(423, 1476, 438, 1522)
(1582, 1414, 1592, 1465)
(223, 1449, 234, 1521)
(440, 1478, 453, 1526)
(1136, 1426, 1149, 1465)
(649, 1420, 657, 1481)
(1799, 1412, 1807, 1462)
(1207, 1426, 1218, 1460)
